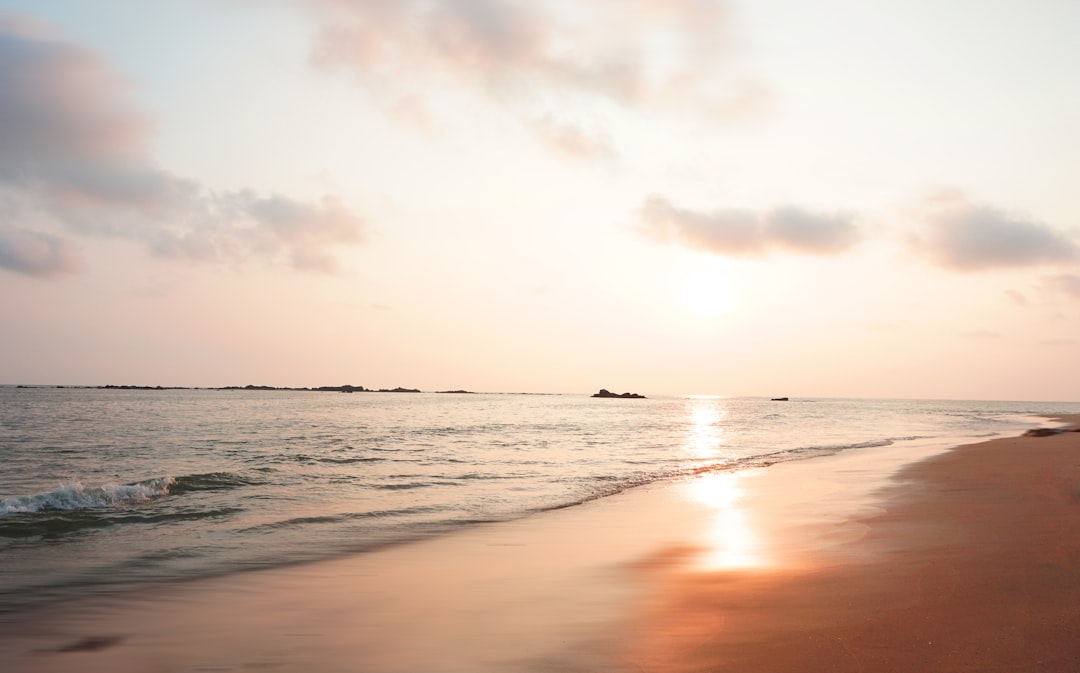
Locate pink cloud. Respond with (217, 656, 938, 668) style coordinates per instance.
(909, 191, 1077, 271)
(0, 13, 367, 278)
(0, 225, 82, 278)
(301, 0, 769, 147)
(1045, 274, 1080, 300)
(640, 195, 859, 256)
(525, 116, 615, 161)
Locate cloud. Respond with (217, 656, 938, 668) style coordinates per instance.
(640, 195, 859, 256)
(525, 115, 615, 161)
(0, 14, 365, 278)
(910, 191, 1077, 271)
(1004, 289, 1029, 307)
(1045, 274, 1080, 300)
(301, 0, 768, 146)
(0, 14, 164, 210)
(143, 191, 367, 273)
(0, 225, 82, 277)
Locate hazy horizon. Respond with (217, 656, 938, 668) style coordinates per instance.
(2, 1, 1078, 402)
(4, 385, 1079, 405)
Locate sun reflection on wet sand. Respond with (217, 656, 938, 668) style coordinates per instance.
(687, 472, 767, 570)
(679, 398, 768, 570)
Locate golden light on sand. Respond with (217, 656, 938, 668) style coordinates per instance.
(688, 472, 765, 570)
(682, 398, 764, 569)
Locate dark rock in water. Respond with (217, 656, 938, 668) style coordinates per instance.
(591, 388, 646, 399)
(378, 387, 421, 393)
(771, 397, 789, 401)
(1024, 427, 1065, 437)
(437, 390, 475, 394)
(314, 384, 366, 393)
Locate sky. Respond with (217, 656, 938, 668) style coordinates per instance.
(1, 0, 1078, 400)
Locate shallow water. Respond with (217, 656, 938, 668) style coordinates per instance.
(1, 387, 1076, 613)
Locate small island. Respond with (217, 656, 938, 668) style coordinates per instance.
(591, 388, 646, 399)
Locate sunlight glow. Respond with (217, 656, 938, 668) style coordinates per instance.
(677, 263, 740, 317)
(680, 399, 765, 569)
(688, 472, 765, 570)
(683, 398, 726, 459)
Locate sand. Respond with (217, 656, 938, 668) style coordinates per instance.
(4, 417, 1080, 672)
(627, 416, 1080, 672)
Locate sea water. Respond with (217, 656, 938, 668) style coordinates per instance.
(1, 387, 1076, 615)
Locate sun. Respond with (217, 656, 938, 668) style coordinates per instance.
(676, 263, 740, 317)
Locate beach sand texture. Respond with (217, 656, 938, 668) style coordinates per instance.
(4, 417, 1080, 672)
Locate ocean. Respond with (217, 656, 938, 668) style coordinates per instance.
(1, 387, 1077, 617)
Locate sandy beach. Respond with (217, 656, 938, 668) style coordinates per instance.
(4, 417, 1080, 672)
(627, 416, 1080, 672)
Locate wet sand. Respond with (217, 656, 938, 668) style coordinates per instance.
(4, 418, 1080, 672)
(628, 416, 1080, 672)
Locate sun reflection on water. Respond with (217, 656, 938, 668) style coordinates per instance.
(682, 398, 766, 570)
(683, 397, 727, 460)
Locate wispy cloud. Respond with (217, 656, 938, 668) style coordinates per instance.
(301, 0, 769, 148)
(909, 190, 1077, 271)
(0, 14, 366, 278)
(1045, 274, 1080, 300)
(0, 225, 82, 278)
(1004, 289, 1029, 307)
(640, 195, 859, 256)
(144, 191, 366, 274)
(524, 115, 615, 161)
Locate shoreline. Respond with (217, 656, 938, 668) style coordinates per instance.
(3, 418, 1079, 671)
(626, 415, 1080, 671)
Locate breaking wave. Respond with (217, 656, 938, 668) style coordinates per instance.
(0, 471, 260, 517)
(0, 477, 175, 516)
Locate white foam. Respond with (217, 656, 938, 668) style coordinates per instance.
(0, 477, 175, 516)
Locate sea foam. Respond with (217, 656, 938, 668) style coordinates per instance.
(0, 477, 174, 516)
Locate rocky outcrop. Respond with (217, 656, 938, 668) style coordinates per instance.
(591, 388, 646, 399)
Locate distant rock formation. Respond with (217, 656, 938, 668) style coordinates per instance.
(771, 397, 789, 401)
(437, 390, 475, 394)
(378, 387, 421, 393)
(591, 388, 646, 399)
(221, 385, 303, 391)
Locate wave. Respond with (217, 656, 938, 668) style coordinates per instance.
(0, 472, 258, 516)
(237, 505, 447, 534)
(549, 436, 931, 514)
(0, 506, 244, 539)
(290, 454, 385, 465)
(168, 472, 262, 494)
(0, 477, 175, 516)
(736, 438, 895, 469)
